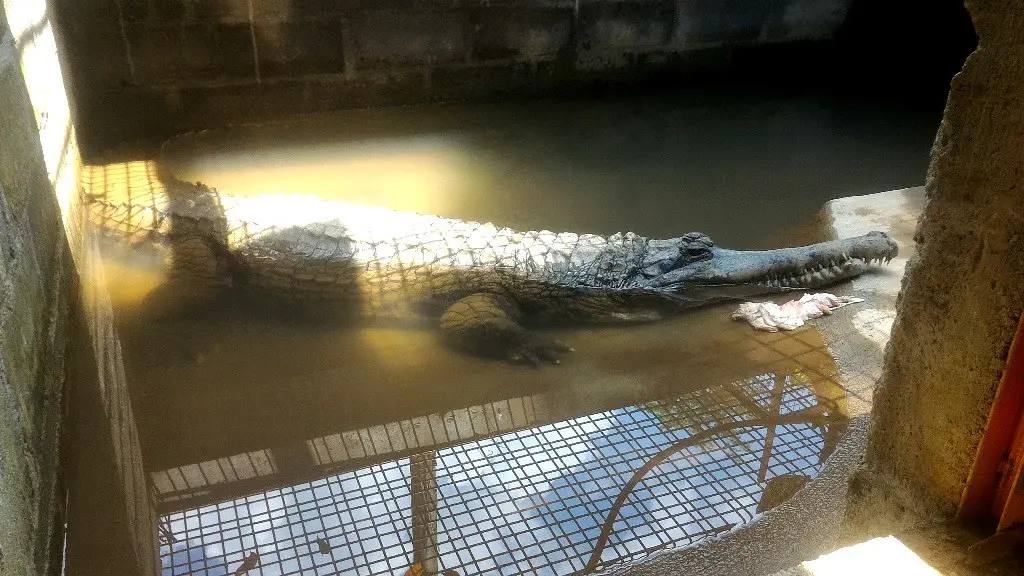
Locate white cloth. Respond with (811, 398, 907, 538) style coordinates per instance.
(732, 293, 864, 332)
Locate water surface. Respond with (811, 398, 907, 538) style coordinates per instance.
(85, 89, 936, 575)
(161, 90, 938, 247)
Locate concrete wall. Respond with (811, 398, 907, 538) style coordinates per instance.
(0, 1, 158, 574)
(0, 1, 79, 573)
(856, 0, 1024, 515)
(64, 199, 161, 576)
(50, 0, 854, 157)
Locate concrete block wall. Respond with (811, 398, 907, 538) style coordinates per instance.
(63, 198, 161, 576)
(0, 3, 78, 573)
(49, 0, 854, 156)
(1, 1, 159, 574)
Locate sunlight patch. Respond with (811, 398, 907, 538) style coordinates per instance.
(803, 536, 942, 576)
(852, 308, 895, 348)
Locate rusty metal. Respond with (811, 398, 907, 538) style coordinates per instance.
(995, 408, 1024, 531)
(410, 451, 440, 575)
(958, 313, 1024, 530)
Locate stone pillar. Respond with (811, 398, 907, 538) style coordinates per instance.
(860, 0, 1024, 511)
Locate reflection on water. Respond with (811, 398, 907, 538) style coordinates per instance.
(161, 92, 938, 248)
(157, 353, 847, 576)
(79, 91, 933, 575)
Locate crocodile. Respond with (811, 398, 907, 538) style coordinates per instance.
(84, 165, 898, 364)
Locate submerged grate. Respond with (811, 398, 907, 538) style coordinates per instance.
(159, 365, 846, 576)
(82, 161, 859, 575)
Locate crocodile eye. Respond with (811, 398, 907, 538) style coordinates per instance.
(685, 245, 712, 261)
(681, 232, 714, 247)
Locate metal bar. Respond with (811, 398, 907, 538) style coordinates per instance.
(410, 451, 439, 575)
(246, 0, 261, 84)
(996, 405, 1024, 530)
(758, 374, 787, 482)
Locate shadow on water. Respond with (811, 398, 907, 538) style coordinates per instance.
(82, 88, 934, 575)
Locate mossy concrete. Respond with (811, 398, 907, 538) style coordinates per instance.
(0, 4, 74, 574)
(1, 1, 159, 574)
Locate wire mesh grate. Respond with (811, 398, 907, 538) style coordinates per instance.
(158, 365, 845, 576)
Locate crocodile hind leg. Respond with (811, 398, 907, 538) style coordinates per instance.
(439, 293, 573, 365)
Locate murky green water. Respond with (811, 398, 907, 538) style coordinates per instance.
(86, 89, 937, 575)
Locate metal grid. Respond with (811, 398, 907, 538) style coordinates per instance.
(148, 325, 845, 517)
(161, 462, 413, 575)
(158, 366, 845, 576)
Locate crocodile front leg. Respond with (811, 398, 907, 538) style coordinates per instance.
(138, 233, 234, 321)
(439, 293, 573, 365)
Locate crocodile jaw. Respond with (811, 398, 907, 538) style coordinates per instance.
(659, 231, 899, 299)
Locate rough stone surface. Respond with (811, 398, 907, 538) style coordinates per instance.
(0, 1, 159, 574)
(0, 3, 74, 575)
(857, 0, 1024, 515)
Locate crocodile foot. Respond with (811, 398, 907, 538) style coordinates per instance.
(439, 293, 573, 365)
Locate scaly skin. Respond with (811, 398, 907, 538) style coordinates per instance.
(84, 167, 898, 364)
